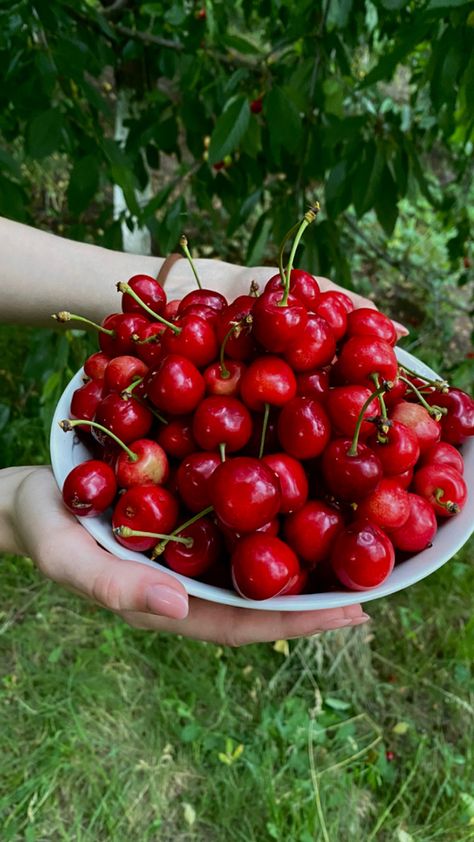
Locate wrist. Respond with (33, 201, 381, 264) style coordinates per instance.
(0, 466, 37, 554)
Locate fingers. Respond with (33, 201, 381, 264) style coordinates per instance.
(14, 468, 189, 619)
(120, 599, 370, 645)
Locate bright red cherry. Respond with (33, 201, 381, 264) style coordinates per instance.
(265, 269, 321, 311)
(356, 479, 410, 530)
(164, 299, 180, 320)
(156, 416, 197, 459)
(262, 453, 309, 514)
(176, 452, 221, 512)
(161, 313, 218, 368)
(121, 274, 166, 316)
(345, 308, 397, 346)
(315, 293, 348, 341)
(218, 517, 280, 555)
(103, 355, 148, 394)
(145, 355, 205, 415)
(420, 441, 464, 475)
(252, 289, 308, 353)
(203, 360, 245, 397)
(115, 439, 169, 489)
(390, 402, 440, 453)
(278, 397, 331, 460)
(209, 457, 281, 532)
(192, 396, 252, 453)
(216, 296, 256, 361)
(337, 336, 398, 386)
(62, 460, 117, 517)
(424, 387, 474, 444)
(84, 352, 110, 380)
(99, 313, 151, 357)
(390, 468, 414, 489)
(326, 386, 380, 441)
(71, 378, 105, 426)
(240, 356, 297, 411)
(326, 290, 353, 314)
(163, 517, 223, 578)
(131, 321, 166, 366)
(178, 289, 227, 314)
(177, 303, 220, 327)
(284, 500, 344, 568)
(321, 439, 383, 501)
(389, 493, 437, 552)
(331, 520, 395, 590)
(284, 315, 336, 372)
(413, 464, 467, 517)
(296, 369, 330, 402)
(231, 534, 300, 600)
(367, 419, 420, 474)
(94, 393, 153, 443)
(112, 485, 179, 551)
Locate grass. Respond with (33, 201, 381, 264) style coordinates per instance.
(1, 538, 473, 842)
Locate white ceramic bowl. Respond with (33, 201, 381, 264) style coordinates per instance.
(50, 348, 473, 611)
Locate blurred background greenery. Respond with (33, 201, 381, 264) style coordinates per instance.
(0, 1, 473, 840)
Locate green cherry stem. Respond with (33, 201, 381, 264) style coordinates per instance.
(399, 366, 449, 393)
(113, 526, 193, 546)
(434, 488, 459, 514)
(59, 419, 138, 462)
(258, 402, 271, 459)
(278, 222, 300, 289)
(398, 375, 448, 420)
(280, 202, 320, 307)
(121, 377, 144, 399)
(151, 505, 214, 558)
(52, 312, 114, 336)
(347, 381, 392, 457)
(219, 442, 226, 463)
(117, 282, 180, 334)
(219, 322, 238, 379)
(180, 233, 202, 290)
(370, 373, 388, 419)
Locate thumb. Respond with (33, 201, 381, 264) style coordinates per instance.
(15, 468, 189, 620)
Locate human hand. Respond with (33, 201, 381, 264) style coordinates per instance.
(9, 467, 369, 645)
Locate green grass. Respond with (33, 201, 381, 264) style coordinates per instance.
(1, 539, 473, 842)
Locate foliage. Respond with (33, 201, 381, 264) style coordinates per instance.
(0, 0, 473, 286)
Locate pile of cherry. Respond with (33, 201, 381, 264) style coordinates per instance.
(57, 234, 473, 601)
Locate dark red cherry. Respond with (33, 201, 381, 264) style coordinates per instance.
(321, 439, 383, 502)
(315, 293, 348, 341)
(192, 396, 252, 453)
(252, 289, 308, 353)
(112, 485, 179, 551)
(209, 457, 281, 532)
(265, 269, 321, 311)
(240, 356, 297, 411)
(337, 336, 398, 386)
(156, 416, 197, 459)
(424, 387, 474, 444)
(346, 308, 397, 346)
(278, 397, 331, 460)
(262, 453, 309, 514)
(131, 322, 166, 366)
(389, 493, 437, 552)
(413, 464, 467, 517)
(100, 313, 150, 357)
(161, 314, 218, 368)
(216, 296, 256, 361)
(163, 517, 223, 578)
(367, 420, 420, 475)
(284, 500, 344, 568)
(94, 393, 153, 443)
(284, 315, 336, 372)
(231, 534, 300, 600)
(84, 352, 110, 380)
(326, 386, 380, 441)
(331, 520, 395, 590)
(176, 452, 221, 512)
(145, 355, 205, 415)
(178, 288, 227, 314)
(121, 274, 166, 316)
(103, 355, 148, 394)
(71, 378, 105, 426)
(62, 460, 117, 517)
(420, 441, 464, 475)
(296, 369, 330, 402)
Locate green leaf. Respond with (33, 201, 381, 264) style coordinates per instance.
(379, 0, 406, 8)
(246, 212, 272, 265)
(375, 165, 398, 235)
(352, 143, 384, 217)
(325, 160, 352, 217)
(208, 96, 250, 164)
(67, 155, 100, 215)
(360, 21, 431, 88)
(326, 0, 353, 31)
(264, 86, 303, 162)
(426, 0, 470, 8)
(26, 109, 64, 159)
(325, 697, 351, 710)
(220, 33, 263, 55)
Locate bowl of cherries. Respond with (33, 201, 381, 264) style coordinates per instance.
(50, 208, 474, 611)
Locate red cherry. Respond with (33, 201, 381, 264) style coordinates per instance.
(176, 303, 220, 327)
(103, 355, 148, 394)
(296, 369, 330, 402)
(131, 322, 166, 366)
(176, 452, 221, 512)
(321, 439, 383, 502)
(250, 97, 263, 114)
(424, 387, 474, 444)
(278, 397, 331, 460)
(218, 517, 280, 554)
(164, 299, 180, 320)
(145, 355, 205, 415)
(203, 360, 245, 397)
(390, 468, 413, 489)
(156, 416, 197, 460)
(115, 439, 169, 489)
(356, 479, 410, 530)
(209, 457, 281, 532)
(284, 315, 336, 372)
(383, 376, 408, 408)
(84, 352, 110, 380)
(161, 314, 218, 368)
(413, 464, 467, 517)
(240, 356, 297, 411)
(337, 336, 398, 386)
(231, 534, 300, 600)
(216, 296, 256, 360)
(345, 308, 397, 346)
(420, 441, 464, 475)
(244, 409, 280, 457)
(163, 517, 222, 578)
(326, 290, 354, 314)
(315, 293, 348, 341)
(192, 396, 252, 453)
(331, 520, 395, 590)
(390, 402, 440, 453)
(62, 460, 117, 517)
(112, 485, 179, 551)
(389, 493, 437, 552)
(326, 385, 380, 441)
(284, 500, 344, 568)
(367, 420, 420, 475)
(252, 289, 308, 353)
(121, 274, 166, 317)
(262, 453, 309, 514)
(94, 393, 153, 443)
(71, 378, 105, 426)
(265, 269, 321, 311)
(178, 289, 227, 315)
(99, 313, 150, 357)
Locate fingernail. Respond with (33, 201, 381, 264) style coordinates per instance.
(350, 613, 371, 626)
(145, 584, 188, 619)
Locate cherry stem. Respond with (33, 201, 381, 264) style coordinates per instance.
(219, 322, 238, 379)
(180, 233, 202, 290)
(117, 282, 180, 334)
(280, 203, 320, 307)
(131, 332, 161, 346)
(399, 366, 449, 393)
(370, 373, 388, 419)
(113, 526, 193, 546)
(258, 402, 270, 459)
(51, 312, 114, 336)
(151, 505, 214, 557)
(398, 375, 448, 420)
(278, 222, 299, 289)
(59, 418, 138, 462)
(434, 488, 459, 514)
(249, 280, 260, 297)
(347, 380, 392, 457)
(121, 377, 144, 399)
(219, 442, 226, 463)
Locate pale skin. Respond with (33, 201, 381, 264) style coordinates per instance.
(0, 217, 407, 644)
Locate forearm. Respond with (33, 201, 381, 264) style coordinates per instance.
(0, 466, 37, 554)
